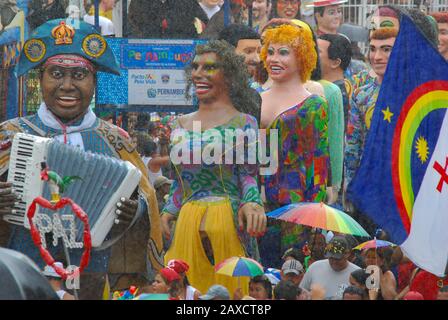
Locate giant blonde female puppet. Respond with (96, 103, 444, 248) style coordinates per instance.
(259, 23, 330, 262)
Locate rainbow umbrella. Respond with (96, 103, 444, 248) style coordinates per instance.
(266, 202, 370, 238)
(215, 256, 264, 278)
(354, 238, 395, 251)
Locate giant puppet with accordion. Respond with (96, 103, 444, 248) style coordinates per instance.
(0, 19, 164, 299)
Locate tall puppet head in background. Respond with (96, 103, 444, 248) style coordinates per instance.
(369, 6, 438, 48)
(430, 11, 448, 60)
(369, 5, 401, 31)
(309, 0, 347, 35)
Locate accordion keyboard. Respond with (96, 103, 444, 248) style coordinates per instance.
(5, 133, 49, 228)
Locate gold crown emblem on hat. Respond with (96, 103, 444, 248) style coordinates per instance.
(51, 21, 75, 45)
(326, 242, 346, 254)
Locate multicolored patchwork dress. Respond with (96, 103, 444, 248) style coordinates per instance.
(162, 113, 263, 295)
(260, 94, 329, 265)
(345, 78, 381, 188)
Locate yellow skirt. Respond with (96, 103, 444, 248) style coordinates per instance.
(164, 198, 249, 296)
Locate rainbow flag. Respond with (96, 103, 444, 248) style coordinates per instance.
(347, 14, 448, 246)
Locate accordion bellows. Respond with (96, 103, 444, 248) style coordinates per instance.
(6, 133, 142, 247)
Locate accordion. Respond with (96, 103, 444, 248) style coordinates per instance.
(5, 133, 142, 247)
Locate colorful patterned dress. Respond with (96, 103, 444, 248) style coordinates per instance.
(319, 80, 344, 192)
(345, 78, 381, 188)
(260, 95, 329, 266)
(162, 112, 263, 294)
(263, 94, 329, 205)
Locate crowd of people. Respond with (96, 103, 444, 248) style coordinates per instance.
(0, 0, 447, 301)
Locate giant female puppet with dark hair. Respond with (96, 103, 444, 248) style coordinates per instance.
(161, 40, 266, 295)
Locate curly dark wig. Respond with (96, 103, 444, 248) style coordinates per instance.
(185, 40, 260, 119)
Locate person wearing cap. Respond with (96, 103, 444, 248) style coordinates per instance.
(0, 19, 164, 299)
(299, 235, 360, 299)
(154, 176, 174, 212)
(199, 284, 231, 300)
(430, 11, 448, 61)
(167, 259, 201, 300)
(151, 267, 182, 299)
(281, 259, 305, 286)
(43, 262, 75, 300)
(306, 0, 347, 36)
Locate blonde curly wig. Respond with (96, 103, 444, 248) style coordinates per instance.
(260, 24, 317, 83)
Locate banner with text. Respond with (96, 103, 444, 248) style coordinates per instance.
(97, 39, 205, 109)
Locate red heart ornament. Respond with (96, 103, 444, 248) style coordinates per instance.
(27, 196, 92, 280)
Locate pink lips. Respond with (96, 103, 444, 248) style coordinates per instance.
(269, 64, 285, 76)
(194, 82, 212, 95)
(56, 97, 80, 107)
(285, 10, 297, 17)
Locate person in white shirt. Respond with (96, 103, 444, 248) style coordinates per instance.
(43, 262, 76, 300)
(136, 133, 169, 186)
(83, 14, 115, 36)
(300, 235, 361, 299)
(199, 0, 221, 20)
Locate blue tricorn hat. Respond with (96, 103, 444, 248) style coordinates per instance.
(17, 19, 120, 76)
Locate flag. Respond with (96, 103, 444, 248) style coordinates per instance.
(401, 111, 448, 276)
(347, 14, 448, 250)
